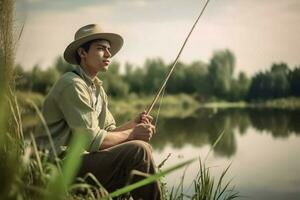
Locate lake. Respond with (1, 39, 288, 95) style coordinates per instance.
(145, 108, 300, 200)
(23, 107, 300, 199)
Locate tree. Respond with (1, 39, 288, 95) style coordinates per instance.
(15, 64, 31, 91)
(167, 61, 186, 94)
(208, 49, 235, 99)
(289, 66, 300, 96)
(248, 63, 291, 100)
(183, 61, 210, 97)
(98, 61, 129, 98)
(270, 63, 290, 98)
(29, 65, 60, 94)
(143, 58, 167, 94)
(54, 56, 74, 75)
(123, 62, 145, 94)
(229, 72, 250, 101)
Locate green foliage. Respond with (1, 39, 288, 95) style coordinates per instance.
(143, 58, 168, 94)
(184, 61, 210, 95)
(191, 161, 238, 200)
(289, 67, 300, 96)
(228, 72, 250, 101)
(208, 50, 235, 99)
(14, 49, 300, 103)
(54, 56, 74, 74)
(16, 64, 60, 94)
(44, 133, 89, 200)
(98, 61, 129, 97)
(248, 63, 291, 100)
(124, 62, 145, 94)
(167, 62, 186, 94)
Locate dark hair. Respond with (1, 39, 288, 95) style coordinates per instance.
(75, 39, 100, 64)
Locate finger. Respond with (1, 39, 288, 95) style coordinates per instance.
(140, 111, 146, 118)
(148, 123, 155, 129)
(141, 114, 153, 122)
(137, 111, 147, 123)
(138, 134, 151, 142)
(146, 115, 153, 122)
(143, 124, 153, 129)
(141, 117, 150, 124)
(151, 126, 156, 134)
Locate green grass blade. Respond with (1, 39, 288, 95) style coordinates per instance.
(217, 179, 232, 200)
(30, 133, 44, 176)
(44, 133, 89, 200)
(214, 163, 232, 199)
(61, 133, 89, 187)
(205, 129, 225, 162)
(28, 99, 61, 172)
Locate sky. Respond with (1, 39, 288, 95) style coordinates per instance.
(15, 0, 300, 75)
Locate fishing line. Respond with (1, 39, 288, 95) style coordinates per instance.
(146, 0, 211, 115)
(154, 85, 166, 128)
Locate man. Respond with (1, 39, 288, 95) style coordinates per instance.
(35, 24, 161, 199)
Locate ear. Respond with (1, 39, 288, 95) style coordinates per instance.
(77, 47, 87, 58)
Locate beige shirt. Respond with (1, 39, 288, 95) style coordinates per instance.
(35, 66, 116, 156)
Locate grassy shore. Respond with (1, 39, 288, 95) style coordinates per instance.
(251, 97, 300, 109)
(202, 97, 300, 110)
(17, 91, 300, 117)
(109, 93, 200, 120)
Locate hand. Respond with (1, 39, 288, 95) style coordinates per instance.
(129, 123, 156, 142)
(134, 111, 153, 124)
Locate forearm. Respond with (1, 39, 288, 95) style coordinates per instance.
(112, 120, 136, 132)
(100, 129, 133, 149)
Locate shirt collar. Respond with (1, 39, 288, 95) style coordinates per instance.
(75, 66, 102, 87)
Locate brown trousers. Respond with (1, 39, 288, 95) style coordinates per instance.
(77, 140, 162, 200)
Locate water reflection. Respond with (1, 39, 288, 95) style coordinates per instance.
(148, 108, 300, 157)
(23, 108, 300, 157)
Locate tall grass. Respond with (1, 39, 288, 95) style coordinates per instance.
(0, 1, 26, 200)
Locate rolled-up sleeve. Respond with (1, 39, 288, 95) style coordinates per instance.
(105, 109, 116, 131)
(99, 86, 116, 131)
(57, 82, 106, 152)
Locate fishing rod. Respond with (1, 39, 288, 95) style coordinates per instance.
(145, 0, 211, 115)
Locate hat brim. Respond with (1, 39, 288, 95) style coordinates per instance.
(63, 32, 123, 65)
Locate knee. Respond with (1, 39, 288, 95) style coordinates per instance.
(127, 140, 153, 160)
(130, 140, 152, 151)
(122, 141, 156, 175)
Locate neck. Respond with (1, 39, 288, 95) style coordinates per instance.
(79, 62, 97, 79)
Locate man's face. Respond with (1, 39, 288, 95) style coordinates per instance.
(84, 40, 112, 73)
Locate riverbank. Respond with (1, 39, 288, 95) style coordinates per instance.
(201, 97, 300, 110)
(18, 91, 300, 131)
(17, 91, 300, 116)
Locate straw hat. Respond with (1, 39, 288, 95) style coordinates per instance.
(64, 24, 123, 65)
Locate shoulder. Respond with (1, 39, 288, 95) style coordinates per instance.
(50, 72, 88, 96)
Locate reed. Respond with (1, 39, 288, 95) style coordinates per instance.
(0, 1, 26, 199)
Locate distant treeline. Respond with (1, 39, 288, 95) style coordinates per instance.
(15, 49, 300, 101)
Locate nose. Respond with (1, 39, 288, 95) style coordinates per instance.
(104, 49, 111, 58)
